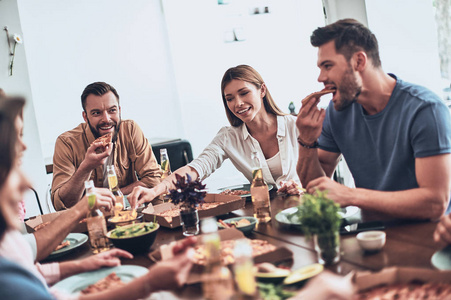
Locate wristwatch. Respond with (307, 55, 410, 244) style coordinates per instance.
(297, 137, 319, 149)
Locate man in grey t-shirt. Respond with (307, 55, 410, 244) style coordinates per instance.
(296, 19, 451, 219)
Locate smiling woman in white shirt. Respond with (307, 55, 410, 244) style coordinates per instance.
(129, 65, 301, 207)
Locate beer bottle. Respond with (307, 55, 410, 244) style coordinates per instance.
(233, 239, 257, 299)
(85, 180, 110, 254)
(107, 165, 124, 213)
(160, 148, 172, 180)
(250, 151, 271, 223)
(201, 218, 234, 300)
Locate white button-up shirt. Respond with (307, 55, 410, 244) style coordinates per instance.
(188, 115, 300, 188)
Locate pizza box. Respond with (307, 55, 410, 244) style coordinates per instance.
(149, 228, 293, 284)
(142, 193, 245, 228)
(25, 211, 88, 233)
(354, 267, 451, 292)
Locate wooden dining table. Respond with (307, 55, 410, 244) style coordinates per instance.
(44, 190, 444, 299)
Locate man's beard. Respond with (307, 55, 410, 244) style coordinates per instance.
(334, 66, 361, 111)
(87, 118, 121, 142)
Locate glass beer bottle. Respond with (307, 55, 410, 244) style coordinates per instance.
(160, 148, 172, 180)
(233, 239, 257, 298)
(107, 165, 124, 213)
(201, 218, 234, 300)
(250, 151, 271, 223)
(85, 180, 110, 254)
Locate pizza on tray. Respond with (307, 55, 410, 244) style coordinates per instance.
(354, 282, 451, 300)
(193, 239, 276, 266)
(81, 272, 125, 294)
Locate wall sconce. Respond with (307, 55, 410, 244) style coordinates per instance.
(4, 26, 23, 76)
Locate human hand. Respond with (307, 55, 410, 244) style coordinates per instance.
(83, 141, 113, 170)
(145, 241, 196, 291)
(79, 187, 115, 212)
(128, 186, 159, 208)
(79, 249, 133, 272)
(306, 176, 353, 207)
(278, 180, 303, 195)
(296, 91, 330, 144)
(434, 214, 451, 247)
(290, 271, 355, 300)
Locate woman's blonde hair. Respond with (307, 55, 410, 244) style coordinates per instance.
(220, 65, 285, 127)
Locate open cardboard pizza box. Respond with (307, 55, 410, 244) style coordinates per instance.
(149, 228, 293, 284)
(354, 266, 451, 292)
(25, 210, 88, 233)
(142, 193, 245, 228)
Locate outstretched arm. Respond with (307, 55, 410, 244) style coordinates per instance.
(128, 165, 199, 208)
(34, 189, 114, 262)
(307, 154, 451, 219)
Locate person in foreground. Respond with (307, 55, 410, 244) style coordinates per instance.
(51, 82, 162, 210)
(0, 99, 196, 300)
(296, 19, 451, 219)
(0, 92, 116, 262)
(129, 65, 302, 207)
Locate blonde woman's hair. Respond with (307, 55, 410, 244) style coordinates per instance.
(220, 65, 285, 127)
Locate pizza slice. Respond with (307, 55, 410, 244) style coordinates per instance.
(301, 89, 335, 106)
(91, 132, 113, 153)
(81, 272, 125, 294)
(54, 240, 71, 251)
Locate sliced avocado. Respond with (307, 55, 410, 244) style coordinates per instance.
(283, 263, 323, 285)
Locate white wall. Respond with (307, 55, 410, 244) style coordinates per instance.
(17, 0, 183, 162)
(162, 0, 325, 189)
(366, 0, 442, 95)
(0, 0, 49, 217)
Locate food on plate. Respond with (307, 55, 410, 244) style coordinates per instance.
(109, 222, 157, 239)
(218, 218, 251, 228)
(81, 272, 125, 294)
(354, 282, 451, 300)
(220, 189, 249, 196)
(283, 263, 323, 286)
(193, 239, 276, 266)
(34, 221, 71, 251)
(301, 89, 334, 105)
(54, 240, 71, 251)
(109, 210, 138, 223)
(151, 203, 220, 223)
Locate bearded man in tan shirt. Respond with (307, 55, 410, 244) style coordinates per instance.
(51, 82, 162, 210)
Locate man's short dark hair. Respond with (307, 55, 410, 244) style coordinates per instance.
(81, 82, 120, 112)
(310, 18, 381, 67)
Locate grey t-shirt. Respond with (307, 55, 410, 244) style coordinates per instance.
(320, 74, 451, 193)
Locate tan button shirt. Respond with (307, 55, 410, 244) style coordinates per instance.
(51, 120, 162, 210)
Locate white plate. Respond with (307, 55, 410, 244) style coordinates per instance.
(217, 183, 274, 198)
(431, 246, 451, 270)
(47, 233, 88, 259)
(52, 265, 148, 295)
(275, 205, 360, 228)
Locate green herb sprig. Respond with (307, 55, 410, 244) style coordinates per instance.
(296, 190, 342, 239)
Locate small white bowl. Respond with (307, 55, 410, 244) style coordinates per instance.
(356, 230, 386, 252)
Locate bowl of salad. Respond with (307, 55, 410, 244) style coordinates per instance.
(107, 222, 159, 254)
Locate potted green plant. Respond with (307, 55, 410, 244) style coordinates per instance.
(296, 190, 342, 265)
(169, 173, 207, 236)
